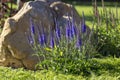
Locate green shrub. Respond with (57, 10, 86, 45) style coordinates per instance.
(27, 12, 97, 75)
(96, 26, 120, 57)
(92, 0, 120, 57)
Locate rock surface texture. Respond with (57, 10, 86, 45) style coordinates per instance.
(0, 0, 85, 70)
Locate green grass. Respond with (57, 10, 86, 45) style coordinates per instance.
(7, 2, 17, 9)
(0, 58, 120, 80)
(75, 5, 93, 25)
(0, 67, 84, 80)
(75, 5, 120, 26)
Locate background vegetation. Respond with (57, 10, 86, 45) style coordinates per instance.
(62, 0, 120, 2)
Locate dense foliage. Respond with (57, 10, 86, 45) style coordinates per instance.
(0, 58, 120, 80)
(63, 0, 120, 2)
(25, 0, 120, 77)
(92, 1, 120, 57)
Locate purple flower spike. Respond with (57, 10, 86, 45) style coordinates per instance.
(30, 19, 35, 34)
(56, 27, 61, 40)
(71, 19, 77, 36)
(39, 33, 46, 46)
(71, 24, 77, 37)
(31, 24, 35, 34)
(81, 11, 86, 33)
(76, 36, 82, 48)
(50, 32, 55, 48)
(50, 36, 54, 48)
(66, 27, 70, 39)
(54, 18, 61, 40)
(82, 24, 86, 33)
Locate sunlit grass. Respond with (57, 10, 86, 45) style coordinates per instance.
(75, 5, 120, 26)
(0, 58, 120, 80)
(7, 2, 17, 9)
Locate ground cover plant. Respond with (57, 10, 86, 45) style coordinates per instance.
(0, 0, 120, 80)
(0, 58, 120, 80)
(27, 0, 120, 77)
(75, 0, 120, 57)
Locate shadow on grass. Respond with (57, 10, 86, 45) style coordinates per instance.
(85, 15, 93, 22)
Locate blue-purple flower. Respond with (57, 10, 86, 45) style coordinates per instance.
(31, 24, 35, 34)
(38, 33, 46, 46)
(30, 19, 35, 34)
(50, 32, 55, 48)
(66, 15, 77, 40)
(66, 25, 71, 39)
(72, 17, 77, 35)
(81, 11, 86, 33)
(54, 18, 61, 40)
(56, 26, 61, 40)
(71, 21, 77, 37)
(76, 36, 82, 48)
(81, 24, 86, 33)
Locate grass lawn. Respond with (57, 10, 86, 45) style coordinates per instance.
(75, 5, 120, 26)
(0, 58, 120, 80)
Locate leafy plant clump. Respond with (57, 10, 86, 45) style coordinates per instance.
(92, 0, 120, 57)
(25, 0, 120, 76)
(26, 11, 97, 75)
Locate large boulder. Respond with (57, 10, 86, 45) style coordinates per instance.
(50, 1, 81, 26)
(0, 1, 54, 70)
(0, 0, 86, 70)
(50, 1, 90, 36)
